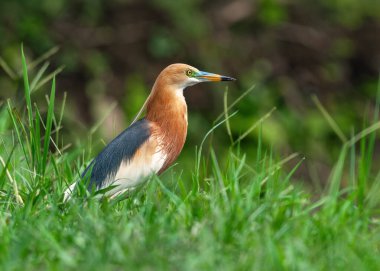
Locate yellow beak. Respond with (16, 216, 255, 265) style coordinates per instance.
(195, 71, 236, 82)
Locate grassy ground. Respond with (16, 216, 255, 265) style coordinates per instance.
(1, 49, 380, 270)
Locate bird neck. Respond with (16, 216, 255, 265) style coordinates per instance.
(146, 84, 188, 172)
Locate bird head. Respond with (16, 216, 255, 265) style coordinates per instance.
(157, 63, 236, 90)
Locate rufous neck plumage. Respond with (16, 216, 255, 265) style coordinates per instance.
(146, 77, 188, 173)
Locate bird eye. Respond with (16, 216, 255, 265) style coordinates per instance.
(185, 69, 193, 77)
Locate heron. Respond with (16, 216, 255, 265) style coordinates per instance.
(64, 63, 235, 200)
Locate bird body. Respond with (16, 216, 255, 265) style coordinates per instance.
(64, 64, 235, 200)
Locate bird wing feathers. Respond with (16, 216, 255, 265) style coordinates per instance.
(65, 118, 166, 199)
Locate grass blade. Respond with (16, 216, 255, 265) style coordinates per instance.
(42, 77, 56, 175)
(312, 95, 347, 142)
(33, 66, 65, 92)
(30, 61, 50, 92)
(0, 56, 17, 80)
(18, 46, 59, 74)
(21, 45, 33, 129)
(233, 107, 276, 145)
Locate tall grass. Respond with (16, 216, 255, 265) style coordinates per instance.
(0, 48, 380, 270)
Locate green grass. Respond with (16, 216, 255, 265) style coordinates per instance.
(1, 48, 380, 271)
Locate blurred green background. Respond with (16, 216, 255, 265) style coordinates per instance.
(0, 0, 379, 187)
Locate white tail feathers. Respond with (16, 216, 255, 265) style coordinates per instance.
(63, 182, 77, 202)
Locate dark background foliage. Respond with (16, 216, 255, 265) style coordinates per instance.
(1, 0, 379, 186)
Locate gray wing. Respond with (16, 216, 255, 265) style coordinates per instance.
(82, 118, 151, 190)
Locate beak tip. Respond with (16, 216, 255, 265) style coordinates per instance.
(221, 76, 236, 81)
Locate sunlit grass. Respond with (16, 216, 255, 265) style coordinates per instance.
(0, 47, 380, 270)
